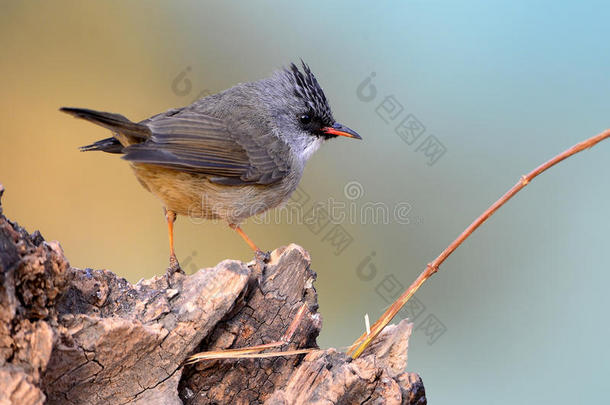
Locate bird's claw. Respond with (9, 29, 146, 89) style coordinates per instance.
(167, 255, 184, 276)
(255, 249, 271, 263)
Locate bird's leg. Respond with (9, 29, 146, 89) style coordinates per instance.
(165, 208, 184, 275)
(229, 224, 270, 263)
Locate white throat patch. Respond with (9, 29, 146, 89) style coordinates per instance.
(300, 137, 324, 161)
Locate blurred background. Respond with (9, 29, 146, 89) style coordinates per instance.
(1, 1, 609, 403)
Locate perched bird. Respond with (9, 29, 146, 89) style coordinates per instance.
(61, 61, 361, 274)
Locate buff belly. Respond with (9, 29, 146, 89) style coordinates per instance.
(130, 163, 296, 224)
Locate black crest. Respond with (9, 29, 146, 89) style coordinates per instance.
(286, 61, 334, 126)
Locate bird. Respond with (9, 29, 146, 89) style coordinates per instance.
(61, 61, 361, 275)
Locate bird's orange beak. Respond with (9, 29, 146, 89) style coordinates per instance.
(321, 123, 362, 139)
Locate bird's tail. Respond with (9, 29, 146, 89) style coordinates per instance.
(79, 137, 124, 154)
(60, 107, 150, 152)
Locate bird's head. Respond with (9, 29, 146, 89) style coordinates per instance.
(258, 61, 361, 160)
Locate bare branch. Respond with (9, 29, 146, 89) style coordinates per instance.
(348, 128, 610, 358)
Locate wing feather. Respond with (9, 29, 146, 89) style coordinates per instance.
(122, 110, 290, 185)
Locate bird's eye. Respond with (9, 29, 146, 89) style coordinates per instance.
(299, 114, 312, 125)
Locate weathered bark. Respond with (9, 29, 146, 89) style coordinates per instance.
(0, 184, 425, 404)
(266, 322, 426, 405)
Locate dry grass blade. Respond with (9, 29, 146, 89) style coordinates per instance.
(348, 129, 610, 358)
(184, 348, 316, 364)
(186, 303, 310, 364)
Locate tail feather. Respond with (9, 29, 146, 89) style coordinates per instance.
(60, 107, 151, 145)
(80, 137, 124, 154)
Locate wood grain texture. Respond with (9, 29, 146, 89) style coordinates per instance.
(0, 185, 425, 405)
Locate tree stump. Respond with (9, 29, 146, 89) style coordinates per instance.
(0, 184, 426, 404)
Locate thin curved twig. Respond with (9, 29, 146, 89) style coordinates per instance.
(348, 129, 610, 358)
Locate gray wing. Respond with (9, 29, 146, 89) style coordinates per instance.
(122, 109, 291, 185)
